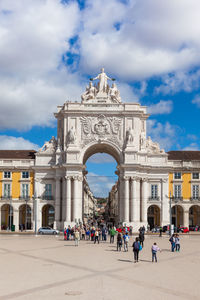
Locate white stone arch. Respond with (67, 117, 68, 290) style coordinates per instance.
(189, 204, 200, 226)
(41, 203, 55, 228)
(171, 204, 184, 227)
(81, 140, 121, 165)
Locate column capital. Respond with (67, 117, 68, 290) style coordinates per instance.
(65, 176, 71, 180)
(131, 176, 140, 182)
(142, 177, 148, 182)
(123, 176, 130, 181)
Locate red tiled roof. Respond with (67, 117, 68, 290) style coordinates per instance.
(0, 150, 36, 159)
(167, 151, 200, 161)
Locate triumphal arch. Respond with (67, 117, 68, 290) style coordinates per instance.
(35, 68, 170, 230)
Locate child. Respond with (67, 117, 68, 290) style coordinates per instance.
(152, 242, 161, 262)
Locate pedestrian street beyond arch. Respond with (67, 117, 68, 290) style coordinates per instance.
(0, 234, 199, 300)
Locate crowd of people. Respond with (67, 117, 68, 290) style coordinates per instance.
(63, 224, 180, 262)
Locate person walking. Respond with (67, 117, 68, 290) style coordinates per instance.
(94, 229, 99, 244)
(110, 227, 116, 243)
(139, 231, 145, 248)
(117, 232, 122, 251)
(123, 232, 129, 252)
(169, 234, 176, 252)
(132, 237, 140, 263)
(74, 229, 80, 247)
(175, 234, 180, 252)
(159, 226, 162, 237)
(152, 242, 161, 262)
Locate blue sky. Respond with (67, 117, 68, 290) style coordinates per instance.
(0, 0, 200, 196)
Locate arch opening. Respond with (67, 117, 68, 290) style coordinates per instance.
(189, 205, 200, 227)
(19, 204, 32, 230)
(42, 205, 55, 228)
(1, 204, 13, 230)
(171, 205, 183, 227)
(147, 205, 160, 230)
(84, 150, 118, 226)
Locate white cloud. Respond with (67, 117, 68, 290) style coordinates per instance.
(183, 143, 199, 151)
(86, 172, 117, 197)
(0, 0, 82, 130)
(147, 119, 178, 151)
(79, 0, 200, 81)
(192, 95, 200, 108)
(87, 153, 116, 164)
(0, 135, 39, 150)
(147, 100, 173, 115)
(155, 70, 200, 95)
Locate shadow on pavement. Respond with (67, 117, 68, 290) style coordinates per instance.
(118, 259, 133, 263)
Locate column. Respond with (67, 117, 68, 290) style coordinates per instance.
(13, 208, 19, 231)
(66, 176, 71, 222)
(130, 178, 134, 222)
(119, 177, 124, 223)
(141, 179, 148, 223)
(54, 177, 61, 228)
(77, 176, 83, 223)
(134, 178, 140, 222)
(124, 176, 129, 223)
(183, 210, 189, 228)
(73, 176, 78, 222)
(62, 177, 66, 222)
(161, 178, 169, 225)
(117, 181, 120, 224)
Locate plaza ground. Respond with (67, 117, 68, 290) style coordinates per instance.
(0, 234, 199, 300)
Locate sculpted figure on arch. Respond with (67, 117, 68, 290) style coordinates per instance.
(91, 68, 115, 94)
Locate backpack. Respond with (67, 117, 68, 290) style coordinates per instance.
(125, 235, 129, 242)
(134, 241, 140, 251)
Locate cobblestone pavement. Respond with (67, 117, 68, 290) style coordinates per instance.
(0, 234, 199, 300)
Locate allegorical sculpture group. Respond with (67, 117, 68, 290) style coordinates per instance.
(81, 68, 121, 103)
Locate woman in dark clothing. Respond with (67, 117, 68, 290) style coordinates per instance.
(117, 232, 122, 251)
(132, 237, 140, 262)
(139, 232, 144, 247)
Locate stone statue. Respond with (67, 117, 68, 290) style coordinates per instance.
(67, 127, 76, 144)
(140, 132, 146, 150)
(109, 83, 121, 103)
(81, 82, 97, 102)
(126, 127, 134, 144)
(39, 136, 57, 153)
(146, 136, 161, 153)
(91, 68, 114, 94)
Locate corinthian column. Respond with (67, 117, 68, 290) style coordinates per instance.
(73, 176, 78, 222)
(54, 177, 61, 228)
(131, 177, 140, 222)
(124, 176, 130, 223)
(141, 178, 148, 223)
(66, 176, 71, 222)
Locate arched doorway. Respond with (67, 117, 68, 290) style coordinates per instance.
(19, 204, 32, 230)
(84, 150, 118, 226)
(171, 205, 183, 227)
(42, 205, 55, 228)
(1, 204, 13, 230)
(147, 205, 160, 229)
(189, 205, 200, 226)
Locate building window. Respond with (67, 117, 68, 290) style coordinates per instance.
(192, 173, 199, 180)
(4, 171, 11, 179)
(22, 184, 29, 198)
(174, 185, 181, 198)
(192, 185, 199, 199)
(174, 172, 181, 179)
(4, 183, 11, 197)
(151, 185, 158, 199)
(45, 184, 52, 198)
(22, 171, 29, 179)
